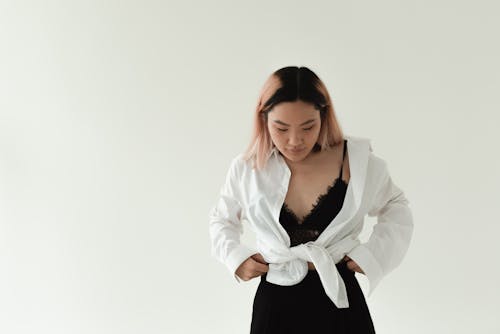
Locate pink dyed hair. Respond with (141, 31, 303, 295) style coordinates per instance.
(242, 66, 345, 170)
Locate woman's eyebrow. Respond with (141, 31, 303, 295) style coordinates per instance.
(273, 119, 316, 126)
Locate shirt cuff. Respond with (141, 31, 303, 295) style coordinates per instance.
(225, 244, 256, 283)
(346, 244, 384, 297)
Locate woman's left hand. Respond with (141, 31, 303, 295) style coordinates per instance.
(343, 255, 365, 274)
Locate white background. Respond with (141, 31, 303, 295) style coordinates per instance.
(1, 1, 499, 333)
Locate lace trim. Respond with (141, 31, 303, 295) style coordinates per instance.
(282, 177, 348, 225)
(289, 229, 321, 247)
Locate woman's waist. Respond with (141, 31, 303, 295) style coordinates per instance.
(258, 236, 361, 266)
(260, 258, 350, 284)
(307, 257, 347, 270)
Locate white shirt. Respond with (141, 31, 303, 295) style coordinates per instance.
(208, 135, 414, 308)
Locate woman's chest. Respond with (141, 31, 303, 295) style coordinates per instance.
(284, 157, 350, 223)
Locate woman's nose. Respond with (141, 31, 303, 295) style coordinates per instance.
(288, 132, 303, 145)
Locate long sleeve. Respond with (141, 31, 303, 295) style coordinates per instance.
(347, 158, 414, 297)
(208, 156, 256, 283)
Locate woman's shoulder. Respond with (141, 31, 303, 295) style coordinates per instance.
(344, 134, 387, 174)
(344, 134, 373, 150)
(228, 152, 279, 186)
(230, 152, 247, 169)
(226, 152, 255, 177)
(362, 139, 393, 182)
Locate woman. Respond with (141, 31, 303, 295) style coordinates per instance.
(208, 66, 414, 333)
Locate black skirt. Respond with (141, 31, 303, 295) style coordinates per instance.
(250, 259, 376, 334)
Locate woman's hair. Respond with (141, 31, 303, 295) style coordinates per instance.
(242, 66, 344, 170)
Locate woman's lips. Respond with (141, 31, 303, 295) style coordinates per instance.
(289, 147, 305, 153)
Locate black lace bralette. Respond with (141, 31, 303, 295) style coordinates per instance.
(279, 177, 348, 247)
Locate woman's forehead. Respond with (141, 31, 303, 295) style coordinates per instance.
(269, 103, 320, 125)
(271, 100, 317, 113)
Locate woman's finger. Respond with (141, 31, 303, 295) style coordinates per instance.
(251, 253, 267, 264)
(253, 260, 269, 273)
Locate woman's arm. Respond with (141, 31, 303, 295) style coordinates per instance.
(346, 157, 414, 296)
(208, 156, 256, 282)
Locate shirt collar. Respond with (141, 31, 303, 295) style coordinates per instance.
(268, 146, 280, 159)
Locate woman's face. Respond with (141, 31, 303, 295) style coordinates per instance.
(267, 100, 322, 162)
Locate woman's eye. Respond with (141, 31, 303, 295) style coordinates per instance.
(277, 126, 314, 132)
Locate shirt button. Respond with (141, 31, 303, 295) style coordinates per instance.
(314, 230, 319, 236)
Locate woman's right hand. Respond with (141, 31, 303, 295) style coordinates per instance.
(235, 253, 269, 281)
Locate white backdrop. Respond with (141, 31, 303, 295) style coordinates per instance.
(1, 1, 499, 333)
